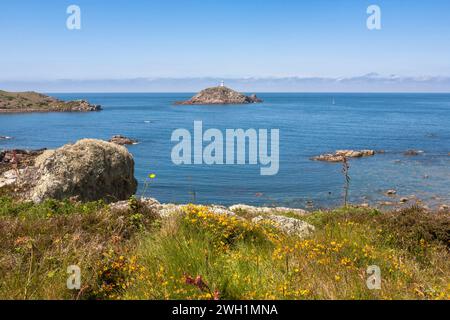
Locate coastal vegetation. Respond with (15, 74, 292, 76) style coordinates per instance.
(0, 90, 101, 113)
(0, 137, 449, 300)
(0, 194, 448, 300)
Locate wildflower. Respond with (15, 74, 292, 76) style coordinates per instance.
(340, 257, 352, 267)
(184, 274, 195, 285)
(213, 289, 221, 300)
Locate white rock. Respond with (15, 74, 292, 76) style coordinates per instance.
(252, 215, 315, 238)
(109, 197, 161, 213)
(229, 204, 308, 216)
(0, 169, 24, 188)
(159, 204, 185, 218)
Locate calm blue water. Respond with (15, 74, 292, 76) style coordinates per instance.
(1, 93, 449, 209)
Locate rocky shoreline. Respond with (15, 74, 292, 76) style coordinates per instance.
(0, 90, 101, 113)
(1, 140, 449, 212)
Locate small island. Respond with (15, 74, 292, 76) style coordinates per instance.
(0, 90, 101, 113)
(176, 82, 263, 105)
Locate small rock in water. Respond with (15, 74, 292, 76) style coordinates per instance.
(385, 189, 397, 196)
(439, 205, 449, 212)
(109, 135, 138, 145)
(404, 150, 423, 156)
(399, 197, 409, 203)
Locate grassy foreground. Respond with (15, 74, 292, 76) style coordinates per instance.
(0, 195, 449, 300)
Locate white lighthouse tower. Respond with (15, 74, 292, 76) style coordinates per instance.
(220, 80, 225, 87)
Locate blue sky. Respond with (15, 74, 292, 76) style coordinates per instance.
(1, 0, 450, 80)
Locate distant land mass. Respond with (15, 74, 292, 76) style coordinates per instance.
(175, 86, 263, 105)
(1, 73, 450, 92)
(0, 90, 101, 113)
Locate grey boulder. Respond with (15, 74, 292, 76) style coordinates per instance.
(20, 139, 137, 203)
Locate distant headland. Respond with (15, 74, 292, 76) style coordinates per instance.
(175, 83, 262, 105)
(0, 90, 101, 113)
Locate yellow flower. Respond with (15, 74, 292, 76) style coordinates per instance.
(149, 173, 156, 179)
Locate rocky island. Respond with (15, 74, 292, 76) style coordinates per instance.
(0, 90, 101, 113)
(175, 85, 263, 105)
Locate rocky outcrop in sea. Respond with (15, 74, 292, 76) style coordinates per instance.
(175, 86, 263, 105)
(312, 150, 376, 162)
(109, 135, 138, 145)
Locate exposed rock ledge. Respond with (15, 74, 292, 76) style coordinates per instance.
(312, 150, 376, 162)
(0, 90, 101, 113)
(229, 204, 308, 216)
(175, 86, 263, 105)
(110, 200, 315, 238)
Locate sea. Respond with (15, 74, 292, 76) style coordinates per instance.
(1, 93, 449, 209)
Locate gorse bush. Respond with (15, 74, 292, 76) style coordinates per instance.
(89, 249, 146, 300)
(181, 204, 283, 250)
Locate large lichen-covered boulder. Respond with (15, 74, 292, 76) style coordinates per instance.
(21, 139, 137, 203)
